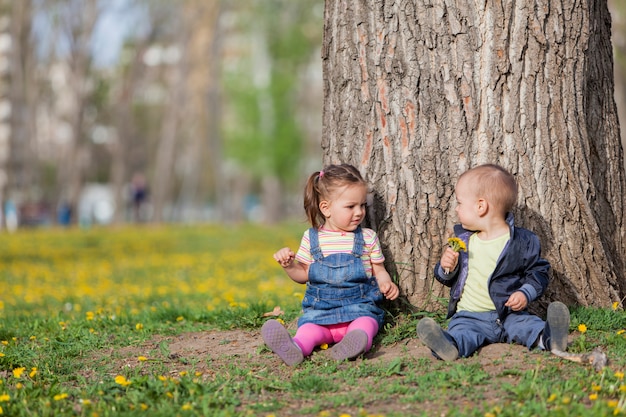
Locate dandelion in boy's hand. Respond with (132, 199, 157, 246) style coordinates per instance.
(444, 237, 467, 274)
(447, 237, 467, 252)
(578, 323, 588, 333)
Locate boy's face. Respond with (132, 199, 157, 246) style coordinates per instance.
(454, 177, 482, 230)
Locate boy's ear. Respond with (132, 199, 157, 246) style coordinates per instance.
(476, 198, 488, 215)
(319, 200, 331, 217)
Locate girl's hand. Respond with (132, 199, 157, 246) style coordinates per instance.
(440, 246, 459, 274)
(273, 247, 295, 268)
(378, 280, 400, 300)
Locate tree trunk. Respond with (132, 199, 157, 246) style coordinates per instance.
(322, 0, 626, 310)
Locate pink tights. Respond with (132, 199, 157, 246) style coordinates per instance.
(292, 316, 379, 356)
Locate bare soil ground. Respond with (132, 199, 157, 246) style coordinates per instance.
(88, 328, 581, 416)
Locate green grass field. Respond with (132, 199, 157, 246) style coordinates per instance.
(0, 224, 625, 416)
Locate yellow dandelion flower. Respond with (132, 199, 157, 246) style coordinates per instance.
(276, 318, 285, 325)
(0, 405, 3, 415)
(562, 396, 571, 404)
(592, 384, 602, 392)
(485, 413, 496, 417)
(194, 371, 202, 377)
(0, 353, 4, 358)
(618, 329, 626, 335)
(447, 237, 467, 252)
(53, 393, 68, 401)
(619, 384, 626, 392)
(15, 383, 22, 390)
(339, 414, 351, 417)
(86, 311, 95, 321)
(80, 399, 92, 406)
(137, 356, 148, 362)
(613, 302, 619, 311)
(181, 404, 193, 411)
(589, 393, 598, 401)
(176, 316, 184, 322)
(608, 400, 619, 408)
(615, 371, 624, 380)
(180, 371, 188, 377)
(166, 392, 174, 398)
(114, 375, 131, 387)
(29, 336, 36, 341)
(1, 342, 7, 346)
(320, 344, 329, 350)
(135, 323, 144, 330)
(547, 393, 557, 402)
(140, 403, 148, 410)
(158, 375, 167, 382)
(29, 368, 37, 378)
(0, 394, 9, 402)
(578, 323, 587, 333)
(12, 367, 25, 378)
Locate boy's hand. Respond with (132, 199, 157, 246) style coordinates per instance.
(378, 280, 400, 300)
(505, 291, 528, 311)
(273, 247, 295, 268)
(440, 247, 459, 274)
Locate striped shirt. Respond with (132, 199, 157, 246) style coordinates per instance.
(295, 227, 385, 277)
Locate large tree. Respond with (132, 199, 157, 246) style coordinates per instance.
(322, 0, 626, 311)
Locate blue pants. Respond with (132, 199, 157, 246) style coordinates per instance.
(443, 310, 545, 358)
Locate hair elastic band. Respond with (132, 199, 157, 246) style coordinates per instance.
(319, 170, 324, 178)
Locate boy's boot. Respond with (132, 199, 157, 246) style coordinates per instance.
(543, 301, 570, 352)
(417, 317, 458, 361)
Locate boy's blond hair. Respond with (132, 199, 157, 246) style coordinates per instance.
(460, 164, 518, 215)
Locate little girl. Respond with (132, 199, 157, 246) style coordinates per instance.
(262, 163, 399, 365)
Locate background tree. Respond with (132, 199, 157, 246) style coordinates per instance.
(222, 0, 323, 223)
(322, 0, 626, 310)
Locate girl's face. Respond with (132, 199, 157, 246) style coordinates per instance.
(320, 183, 367, 232)
(454, 177, 481, 230)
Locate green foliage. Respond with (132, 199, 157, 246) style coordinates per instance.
(222, 0, 324, 187)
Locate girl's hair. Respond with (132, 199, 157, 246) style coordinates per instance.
(460, 164, 518, 214)
(303, 164, 366, 228)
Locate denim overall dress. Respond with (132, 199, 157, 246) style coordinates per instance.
(298, 226, 385, 328)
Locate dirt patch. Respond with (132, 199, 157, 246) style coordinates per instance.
(82, 328, 576, 416)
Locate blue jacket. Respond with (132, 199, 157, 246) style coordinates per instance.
(434, 213, 550, 321)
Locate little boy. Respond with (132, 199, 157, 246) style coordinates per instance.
(417, 164, 570, 361)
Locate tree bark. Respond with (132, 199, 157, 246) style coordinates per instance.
(322, 0, 626, 310)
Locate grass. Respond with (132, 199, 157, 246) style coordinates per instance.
(0, 224, 625, 416)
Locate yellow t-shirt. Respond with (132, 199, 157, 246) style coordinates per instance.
(457, 232, 510, 313)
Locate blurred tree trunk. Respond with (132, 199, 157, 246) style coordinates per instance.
(323, 0, 626, 310)
(5, 0, 37, 223)
(151, 56, 185, 223)
(53, 0, 99, 224)
(174, 1, 222, 222)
